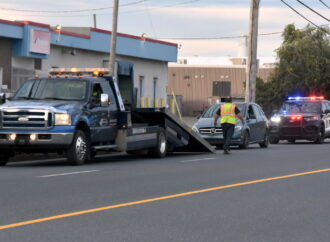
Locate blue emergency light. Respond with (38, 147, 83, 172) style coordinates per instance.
(288, 96, 324, 101)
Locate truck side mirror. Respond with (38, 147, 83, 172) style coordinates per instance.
(0, 93, 6, 104)
(101, 93, 109, 107)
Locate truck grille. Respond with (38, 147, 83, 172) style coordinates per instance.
(199, 128, 223, 134)
(1, 109, 53, 130)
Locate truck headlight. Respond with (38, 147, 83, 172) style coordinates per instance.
(270, 116, 281, 123)
(192, 125, 199, 133)
(55, 113, 71, 126)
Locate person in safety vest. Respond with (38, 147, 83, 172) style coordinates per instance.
(213, 97, 244, 154)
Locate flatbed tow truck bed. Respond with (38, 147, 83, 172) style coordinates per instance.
(129, 108, 215, 153)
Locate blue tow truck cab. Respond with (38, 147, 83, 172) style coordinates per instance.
(0, 71, 214, 166)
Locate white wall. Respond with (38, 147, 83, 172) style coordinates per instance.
(117, 56, 168, 107)
(41, 46, 168, 106)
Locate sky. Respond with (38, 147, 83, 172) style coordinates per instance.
(1, 0, 329, 58)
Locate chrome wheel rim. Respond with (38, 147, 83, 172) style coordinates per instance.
(75, 136, 86, 160)
(160, 135, 166, 154)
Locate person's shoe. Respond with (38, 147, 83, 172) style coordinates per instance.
(224, 149, 230, 155)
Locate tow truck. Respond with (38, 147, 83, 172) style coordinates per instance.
(269, 96, 330, 144)
(0, 68, 214, 166)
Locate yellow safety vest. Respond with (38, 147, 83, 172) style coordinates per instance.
(220, 103, 237, 124)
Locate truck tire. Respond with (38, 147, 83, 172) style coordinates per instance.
(269, 136, 279, 144)
(149, 130, 167, 158)
(239, 131, 249, 149)
(67, 130, 89, 165)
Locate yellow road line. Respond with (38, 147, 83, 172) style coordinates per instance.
(1, 168, 330, 230)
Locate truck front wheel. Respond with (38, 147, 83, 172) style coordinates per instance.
(149, 130, 167, 158)
(67, 130, 89, 165)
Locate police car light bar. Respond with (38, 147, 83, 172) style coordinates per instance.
(49, 68, 111, 76)
(288, 96, 324, 101)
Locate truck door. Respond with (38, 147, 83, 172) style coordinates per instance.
(100, 81, 118, 142)
(89, 82, 116, 143)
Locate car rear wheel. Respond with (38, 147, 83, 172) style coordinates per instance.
(259, 132, 269, 148)
(239, 131, 249, 149)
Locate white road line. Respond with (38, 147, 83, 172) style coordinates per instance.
(37, 170, 100, 178)
(180, 157, 216, 163)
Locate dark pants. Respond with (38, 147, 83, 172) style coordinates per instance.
(222, 123, 235, 150)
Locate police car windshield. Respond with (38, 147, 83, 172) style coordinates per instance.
(280, 101, 321, 114)
(202, 103, 246, 118)
(13, 79, 87, 101)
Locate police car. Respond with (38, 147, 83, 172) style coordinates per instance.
(269, 96, 330, 144)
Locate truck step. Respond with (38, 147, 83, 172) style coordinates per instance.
(92, 145, 117, 150)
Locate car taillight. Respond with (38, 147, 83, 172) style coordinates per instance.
(290, 116, 302, 121)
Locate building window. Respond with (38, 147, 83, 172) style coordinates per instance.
(213, 81, 231, 97)
(34, 59, 42, 70)
(139, 76, 144, 98)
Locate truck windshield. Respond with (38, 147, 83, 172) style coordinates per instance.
(280, 102, 321, 114)
(13, 79, 87, 101)
(202, 103, 246, 118)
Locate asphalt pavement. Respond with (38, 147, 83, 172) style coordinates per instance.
(1, 140, 330, 241)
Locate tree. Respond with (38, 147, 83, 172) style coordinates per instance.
(256, 24, 330, 116)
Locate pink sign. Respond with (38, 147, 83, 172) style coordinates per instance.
(30, 29, 50, 54)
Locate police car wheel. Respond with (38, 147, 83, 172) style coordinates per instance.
(269, 136, 279, 144)
(67, 130, 89, 165)
(239, 131, 249, 149)
(313, 127, 325, 144)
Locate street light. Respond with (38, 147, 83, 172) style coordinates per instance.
(55, 24, 62, 42)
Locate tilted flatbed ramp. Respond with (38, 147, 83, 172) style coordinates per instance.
(131, 108, 215, 153)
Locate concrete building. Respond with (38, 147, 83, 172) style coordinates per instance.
(0, 19, 177, 107)
(168, 58, 274, 116)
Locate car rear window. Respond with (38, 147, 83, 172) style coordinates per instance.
(202, 103, 246, 118)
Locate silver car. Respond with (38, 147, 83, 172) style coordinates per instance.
(192, 102, 269, 149)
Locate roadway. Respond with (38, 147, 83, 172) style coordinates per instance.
(1, 141, 330, 241)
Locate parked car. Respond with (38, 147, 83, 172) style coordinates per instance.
(192, 102, 269, 149)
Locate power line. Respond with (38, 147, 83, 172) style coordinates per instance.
(295, 0, 330, 22)
(155, 24, 329, 40)
(319, 0, 330, 9)
(0, 0, 146, 13)
(0, 0, 200, 18)
(280, 0, 320, 28)
(158, 31, 282, 40)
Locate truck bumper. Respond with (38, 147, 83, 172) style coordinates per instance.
(0, 126, 75, 148)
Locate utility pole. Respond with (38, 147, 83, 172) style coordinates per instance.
(245, 0, 260, 103)
(109, 0, 119, 80)
(93, 14, 97, 28)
